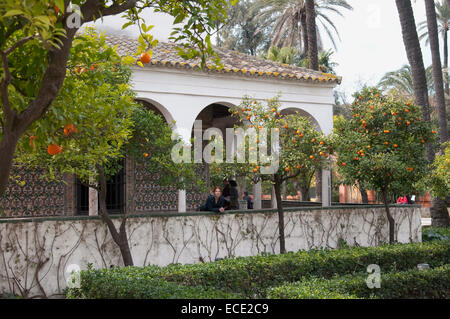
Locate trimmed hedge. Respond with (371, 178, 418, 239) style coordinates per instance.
(422, 227, 450, 242)
(66, 266, 239, 299)
(267, 265, 450, 299)
(67, 240, 450, 298)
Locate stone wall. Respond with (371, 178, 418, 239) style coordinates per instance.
(0, 205, 421, 298)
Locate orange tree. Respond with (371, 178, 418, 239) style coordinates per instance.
(14, 30, 198, 266)
(0, 0, 236, 198)
(229, 96, 331, 253)
(332, 87, 434, 244)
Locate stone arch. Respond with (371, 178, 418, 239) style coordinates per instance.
(280, 107, 322, 132)
(135, 97, 175, 125)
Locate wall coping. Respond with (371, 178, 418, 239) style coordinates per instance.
(0, 204, 420, 224)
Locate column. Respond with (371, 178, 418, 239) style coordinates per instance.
(178, 189, 186, 213)
(271, 185, 277, 208)
(253, 181, 262, 209)
(89, 179, 98, 216)
(321, 169, 331, 207)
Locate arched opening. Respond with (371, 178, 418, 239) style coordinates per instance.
(280, 108, 321, 132)
(132, 99, 178, 212)
(135, 98, 175, 125)
(279, 107, 323, 203)
(189, 103, 243, 210)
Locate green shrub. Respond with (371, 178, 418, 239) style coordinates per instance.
(66, 266, 240, 299)
(67, 240, 450, 298)
(422, 227, 450, 242)
(267, 265, 450, 299)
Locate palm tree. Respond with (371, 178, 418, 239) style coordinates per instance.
(424, 0, 449, 146)
(378, 64, 434, 97)
(306, 0, 319, 70)
(417, 0, 449, 95)
(395, 0, 434, 161)
(396, 0, 449, 227)
(217, 0, 270, 56)
(251, 0, 353, 57)
(266, 46, 300, 64)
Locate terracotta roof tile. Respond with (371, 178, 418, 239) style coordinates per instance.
(105, 35, 342, 85)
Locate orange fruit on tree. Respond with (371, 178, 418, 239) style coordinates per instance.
(320, 152, 324, 156)
(284, 124, 288, 129)
(54, 5, 60, 14)
(393, 144, 398, 148)
(285, 167, 290, 172)
(29, 136, 36, 148)
(264, 115, 269, 119)
(144, 153, 149, 158)
(64, 124, 78, 136)
(296, 165, 301, 169)
(309, 155, 314, 159)
(320, 141, 324, 145)
(247, 116, 251, 120)
(384, 130, 390, 134)
(272, 108, 277, 112)
(253, 168, 258, 173)
(47, 144, 62, 156)
(385, 141, 389, 145)
(140, 52, 151, 64)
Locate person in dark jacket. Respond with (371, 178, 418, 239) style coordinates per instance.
(199, 186, 226, 213)
(228, 180, 239, 210)
(243, 191, 253, 209)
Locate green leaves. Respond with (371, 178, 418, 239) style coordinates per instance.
(332, 87, 434, 195)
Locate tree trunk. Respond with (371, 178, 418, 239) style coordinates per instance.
(425, 0, 449, 145)
(305, 0, 319, 70)
(444, 28, 449, 95)
(0, 132, 20, 197)
(396, 0, 435, 162)
(381, 189, 395, 244)
(300, 11, 309, 57)
(97, 165, 134, 266)
(299, 186, 310, 201)
(359, 185, 369, 204)
(273, 177, 286, 254)
(430, 198, 450, 227)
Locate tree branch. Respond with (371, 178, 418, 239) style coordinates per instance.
(82, 0, 138, 23)
(5, 35, 36, 56)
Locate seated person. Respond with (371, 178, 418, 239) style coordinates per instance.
(199, 186, 226, 213)
(243, 191, 253, 209)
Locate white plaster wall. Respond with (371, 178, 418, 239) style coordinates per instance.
(0, 206, 421, 298)
(131, 67, 336, 140)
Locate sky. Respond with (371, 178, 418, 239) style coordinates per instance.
(89, 0, 436, 102)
